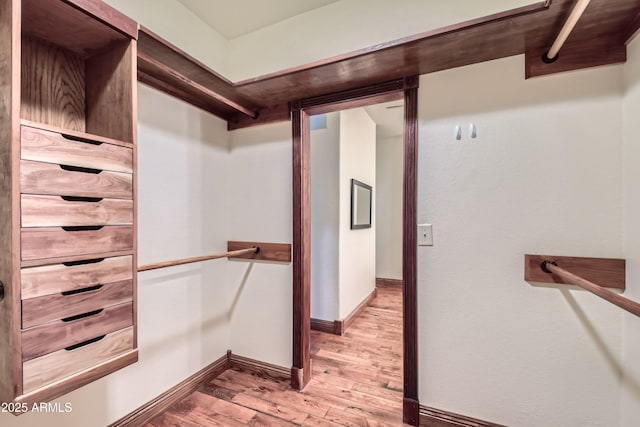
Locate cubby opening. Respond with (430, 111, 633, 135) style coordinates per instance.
(20, 0, 135, 144)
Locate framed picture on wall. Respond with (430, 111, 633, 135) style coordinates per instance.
(351, 179, 372, 229)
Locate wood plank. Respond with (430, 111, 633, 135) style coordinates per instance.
(21, 122, 133, 173)
(311, 318, 340, 335)
(376, 277, 404, 288)
(21, 194, 133, 227)
(20, 159, 133, 200)
(420, 405, 507, 427)
(22, 326, 134, 393)
(227, 241, 292, 263)
(61, 0, 138, 40)
(21, 226, 133, 261)
(0, 0, 21, 404)
(22, 279, 133, 329)
(86, 41, 136, 143)
(524, 254, 625, 289)
(21, 255, 132, 299)
(21, 36, 85, 133)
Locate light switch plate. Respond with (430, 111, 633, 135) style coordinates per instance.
(418, 224, 433, 246)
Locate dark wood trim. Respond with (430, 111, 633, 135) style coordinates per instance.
(291, 107, 311, 391)
(420, 406, 507, 427)
(376, 277, 404, 288)
(338, 288, 378, 334)
(403, 84, 419, 426)
(625, 10, 640, 45)
(310, 318, 341, 335)
(227, 241, 292, 263)
(108, 354, 229, 427)
(62, 0, 138, 40)
(228, 104, 291, 131)
(292, 78, 420, 425)
(227, 351, 291, 382)
(524, 254, 625, 290)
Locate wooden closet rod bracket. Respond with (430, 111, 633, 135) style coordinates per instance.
(537, 259, 640, 318)
(543, 0, 591, 63)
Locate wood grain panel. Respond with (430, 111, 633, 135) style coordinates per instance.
(22, 279, 133, 329)
(21, 226, 133, 261)
(21, 36, 85, 132)
(21, 194, 133, 227)
(524, 254, 625, 290)
(21, 0, 131, 57)
(20, 159, 133, 200)
(0, 0, 22, 404)
(23, 326, 134, 393)
(22, 302, 133, 361)
(21, 255, 133, 299)
(227, 241, 292, 263)
(21, 125, 133, 173)
(420, 406, 506, 427)
(310, 318, 340, 335)
(86, 41, 136, 143)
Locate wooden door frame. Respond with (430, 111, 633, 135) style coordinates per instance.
(291, 76, 420, 426)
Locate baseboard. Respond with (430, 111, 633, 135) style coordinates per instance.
(420, 406, 506, 427)
(227, 350, 291, 382)
(108, 353, 229, 427)
(376, 277, 404, 288)
(404, 397, 420, 426)
(339, 287, 377, 334)
(310, 318, 341, 335)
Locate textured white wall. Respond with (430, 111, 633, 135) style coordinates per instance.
(311, 112, 341, 321)
(376, 135, 403, 280)
(338, 109, 377, 319)
(226, 122, 293, 367)
(418, 56, 625, 426)
(621, 36, 640, 427)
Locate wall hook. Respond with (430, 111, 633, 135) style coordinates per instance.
(469, 123, 477, 139)
(454, 125, 462, 140)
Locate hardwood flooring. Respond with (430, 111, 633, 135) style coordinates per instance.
(146, 285, 406, 426)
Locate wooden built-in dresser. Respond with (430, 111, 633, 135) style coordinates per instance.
(0, 0, 138, 407)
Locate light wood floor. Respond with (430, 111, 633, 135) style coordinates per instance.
(147, 285, 405, 426)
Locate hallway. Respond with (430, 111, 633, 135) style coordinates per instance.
(146, 284, 405, 426)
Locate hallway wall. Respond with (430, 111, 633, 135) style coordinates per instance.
(418, 56, 624, 426)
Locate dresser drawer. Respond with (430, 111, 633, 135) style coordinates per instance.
(20, 160, 132, 200)
(21, 125, 133, 174)
(22, 302, 133, 361)
(21, 256, 133, 299)
(22, 194, 133, 227)
(23, 326, 134, 393)
(21, 226, 133, 261)
(22, 279, 133, 329)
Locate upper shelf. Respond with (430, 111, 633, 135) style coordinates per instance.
(136, 0, 640, 130)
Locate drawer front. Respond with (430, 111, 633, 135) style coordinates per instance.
(22, 279, 133, 329)
(22, 194, 133, 227)
(22, 226, 133, 261)
(21, 125, 133, 173)
(21, 256, 133, 299)
(23, 326, 134, 393)
(21, 160, 132, 200)
(22, 302, 133, 361)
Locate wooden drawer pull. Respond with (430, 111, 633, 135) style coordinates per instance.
(62, 225, 104, 232)
(60, 195, 104, 203)
(61, 133, 103, 146)
(61, 308, 103, 323)
(64, 335, 106, 351)
(60, 164, 102, 174)
(63, 258, 105, 267)
(61, 284, 103, 296)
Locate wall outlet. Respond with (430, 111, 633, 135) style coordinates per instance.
(418, 224, 433, 246)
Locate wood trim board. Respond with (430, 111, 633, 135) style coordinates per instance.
(227, 241, 292, 263)
(377, 277, 404, 288)
(310, 287, 378, 336)
(524, 254, 625, 290)
(420, 405, 507, 427)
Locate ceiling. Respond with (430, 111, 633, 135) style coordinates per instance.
(177, 0, 340, 39)
(365, 101, 404, 138)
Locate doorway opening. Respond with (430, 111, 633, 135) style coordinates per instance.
(291, 77, 420, 426)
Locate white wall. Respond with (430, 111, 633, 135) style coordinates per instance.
(418, 56, 625, 426)
(338, 109, 377, 319)
(376, 135, 403, 280)
(226, 0, 534, 81)
(226, 122, 293, 367)
(104, 0, 228, 75)
(311, 112, 341, 321)
(0, 84, 233, 427)
(621, 36, 640, 427)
